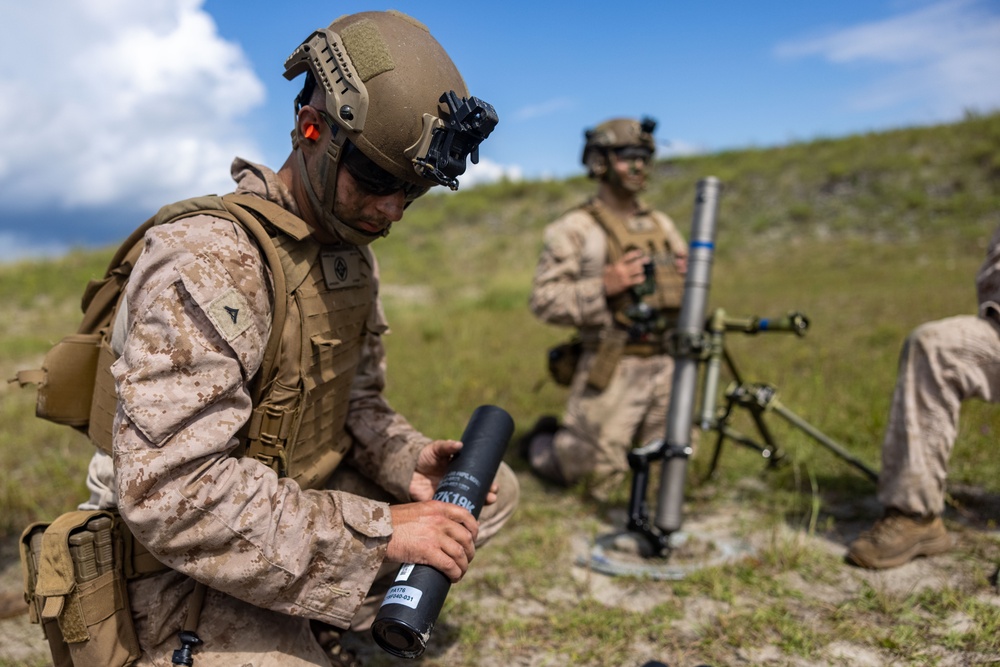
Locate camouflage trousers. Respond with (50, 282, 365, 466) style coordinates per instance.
(547, 351, 674, 499)
(129, 462, 519, 666)
(878, 315, 1000, 517)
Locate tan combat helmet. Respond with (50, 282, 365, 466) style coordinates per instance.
(283, 10, 498, 244)
(581, 116, 657, 179)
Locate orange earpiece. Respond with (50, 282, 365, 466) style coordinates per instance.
(303, 123, 321, 141)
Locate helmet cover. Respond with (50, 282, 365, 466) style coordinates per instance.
(284, 11, 497, 190)
(581, 116, 656, 178)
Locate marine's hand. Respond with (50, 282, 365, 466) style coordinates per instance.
(386, 501, 478, 581)
(604, 248, 648, 296)
(409, 439, 461, 501)
(674, 252, 688, 275)
(409, 440, 499, 505)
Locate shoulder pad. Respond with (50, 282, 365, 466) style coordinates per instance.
(153, 195, 235, 227)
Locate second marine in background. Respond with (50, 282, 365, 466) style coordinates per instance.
(523, 117, 689, 501)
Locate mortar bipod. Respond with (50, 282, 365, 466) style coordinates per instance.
(698, 308, 878, 483)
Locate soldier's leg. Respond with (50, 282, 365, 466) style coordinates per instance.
(474, 462, 520, 543)
(635, 355, 674, 447)
(550, 355, 655, 498)
(849, 316, 1000, 569)
(634, 354, 703, 468)
(523, 351, 597, 484)
(878, 316, 1000, 516)
(130, 571, 332, 667)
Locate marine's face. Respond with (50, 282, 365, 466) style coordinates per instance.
(333, 167, 407, 237)
(606, 146, 651, 194)
(295, 103, 413, 243)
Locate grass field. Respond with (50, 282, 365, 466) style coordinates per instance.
(1, 112, 998, 665)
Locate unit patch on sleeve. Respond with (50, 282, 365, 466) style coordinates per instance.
(320, 249, 364, 290)
(206, 287, 253, 342)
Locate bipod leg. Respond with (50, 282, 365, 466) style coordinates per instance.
(704, 426, 728, 482)
(717, 424, 777, 461)
(745, 403, 786, 468)
(704, 387, 786, 480)
(723, 383, 787, 470)
(702, 348, 750, 481)
(704, 394, 737, 481)
(769, 400, 879, 483)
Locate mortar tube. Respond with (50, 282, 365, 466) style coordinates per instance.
(655, 177, 721, 535)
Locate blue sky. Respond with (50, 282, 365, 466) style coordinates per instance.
(2, 0, 999, 261)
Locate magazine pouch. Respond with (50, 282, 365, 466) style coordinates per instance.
(21, 510, 140, 667)
(586, 328, 627, 391)
(546, 337, 583, 387)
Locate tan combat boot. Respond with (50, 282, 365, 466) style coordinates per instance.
(847, 509, 952, 569)
(520, 415, 567, 484)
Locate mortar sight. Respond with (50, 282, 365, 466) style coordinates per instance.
(714, 311, 809, 336)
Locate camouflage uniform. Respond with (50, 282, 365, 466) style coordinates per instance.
(83, 158, 518, 665)
(878, 226, 1000, 516)
(529, 203, 687, 496)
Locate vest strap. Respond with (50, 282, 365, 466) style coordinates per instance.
(219, 195, 290, 406)
(244, 403, 295, 476)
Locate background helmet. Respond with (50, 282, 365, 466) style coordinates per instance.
(581, 116, 657, 179)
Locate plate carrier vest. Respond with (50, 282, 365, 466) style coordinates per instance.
(16, 193, 374, 490)
(582, 198, 684, 325)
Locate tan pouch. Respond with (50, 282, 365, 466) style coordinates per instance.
(586, 329, 627, 391)
(24, 510, 140, 667)
(32, 333, 102, 428)
(653, 260, 685, 310)
(547, 337, 583, 387)
(21, 521, 73, 667)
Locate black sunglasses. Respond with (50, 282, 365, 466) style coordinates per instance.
(316, 110, 429, 201)
(340, 140, 429, 201)
(612, 146, 652, 163)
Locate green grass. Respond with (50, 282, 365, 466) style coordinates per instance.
(2, 111, 999, 665)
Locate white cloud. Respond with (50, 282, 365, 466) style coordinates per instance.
(774, 0, 1000, 116)
(0, 0, 265, 212)
(459, 157, 524, 188)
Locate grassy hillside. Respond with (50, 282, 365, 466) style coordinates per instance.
(2, 108, 998, 541)
(1, 111, 998, 665)
(375, 108, 999, 285)
(370, 110, 999, 460)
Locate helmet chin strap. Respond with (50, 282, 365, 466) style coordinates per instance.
(295, 143, 384, 247)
